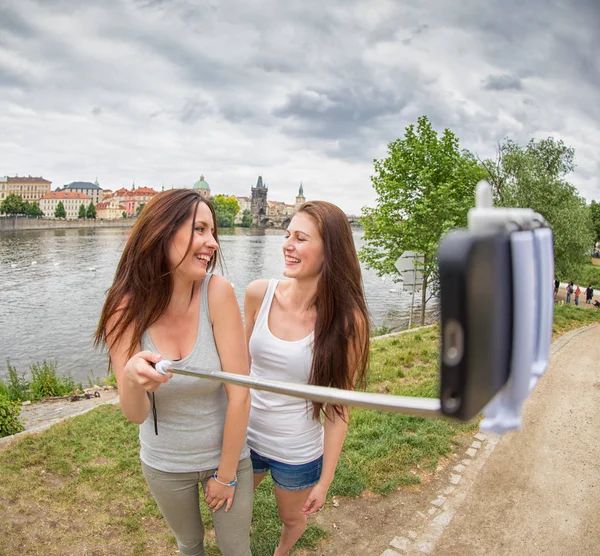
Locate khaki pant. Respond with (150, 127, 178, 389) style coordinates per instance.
(142, 457, 253, 556)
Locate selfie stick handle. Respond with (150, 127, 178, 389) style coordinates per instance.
(154, 360, 442, 418)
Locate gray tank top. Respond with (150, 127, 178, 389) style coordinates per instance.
(139, 274, 250, 473)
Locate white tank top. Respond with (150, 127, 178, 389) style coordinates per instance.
(246, 279, 324, 464)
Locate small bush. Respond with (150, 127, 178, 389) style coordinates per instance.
(6, 361, 30, 401)
(372, 324, 393, 337)
(0, 397, 25, 438)
(102, 372, 117, 388)
(30, 361, 79, 400)
(0, 379, 8, 399)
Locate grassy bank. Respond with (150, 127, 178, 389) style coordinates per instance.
(566, 259, 600, 289)
(1, 308, 598, 555)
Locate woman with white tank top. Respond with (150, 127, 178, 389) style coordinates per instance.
(244, 201, 370, 556)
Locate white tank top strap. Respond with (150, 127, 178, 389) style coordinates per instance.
(254, 279, 279, 331)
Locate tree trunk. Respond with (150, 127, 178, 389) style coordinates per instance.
(420, 259, 428, 326)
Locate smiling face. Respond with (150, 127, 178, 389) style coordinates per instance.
(283, 212, 325, 280)
(168, 201, 219, 281)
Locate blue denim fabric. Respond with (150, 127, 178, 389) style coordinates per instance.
(250, 449, 323, 491)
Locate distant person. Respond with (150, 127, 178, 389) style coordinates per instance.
(586, 284, 594, 304)
(95, 189, 253, 556)
(574, 285, 581, 306)
(244, 201, 370, 556)
(566, 281, 574, 304)
(554, 278, 560, 301)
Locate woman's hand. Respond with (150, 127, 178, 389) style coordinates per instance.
(205, 478, 236, 513)
(123, 350, 172, 392)
(301, 482, 329, 515)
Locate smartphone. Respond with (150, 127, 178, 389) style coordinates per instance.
(438, 229, 513, 420)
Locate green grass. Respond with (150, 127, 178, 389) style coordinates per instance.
(553, 304, 600, 336)
(569, 261, 600, 290)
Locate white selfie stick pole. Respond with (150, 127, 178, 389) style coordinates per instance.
(154, 360, 442, 417)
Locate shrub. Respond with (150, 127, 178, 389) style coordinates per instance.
(102, 372, 117, 389)
(0, 379, 8, 399)
(6, 361, 30, 401)
(30, 361, 79, 400)
(0, 398, 24, 438)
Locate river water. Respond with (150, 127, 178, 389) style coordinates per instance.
(0, 227, 437, 384)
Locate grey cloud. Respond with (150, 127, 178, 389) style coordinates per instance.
(273, 84, 411, 140)
(91, 106, 102, 115)
(179, 97, 213, 124)
(482, 74, 523, 91)
(0, 5, 33, 37)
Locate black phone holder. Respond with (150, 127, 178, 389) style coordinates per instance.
(439, 181, 554, 433)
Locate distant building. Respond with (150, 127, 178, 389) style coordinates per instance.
(193, 175, 211, 200)
(39, 191, 91, 219)
(267, 200, 295, 218)
(107, 185, 158, 216)
(295, 183, 306, 211)
(234, 196, 251, 224)
(96, 199, 127, 220)
(0, 175, 52, 202)
(61, 179, 103, 205)
(251, 176, 268, 226)
(123, 187, 158, 216)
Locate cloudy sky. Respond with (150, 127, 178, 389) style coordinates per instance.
(1, 0, 598, 214)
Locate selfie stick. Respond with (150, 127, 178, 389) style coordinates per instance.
(154, 182, 553, 434)
(154, 360, 442, 417)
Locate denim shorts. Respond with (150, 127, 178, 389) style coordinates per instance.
(250, 449, 323, 491)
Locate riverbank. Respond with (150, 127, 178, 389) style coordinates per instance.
(0, 216, 136, 233)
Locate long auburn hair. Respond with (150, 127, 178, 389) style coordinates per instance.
(94, 189, 220, 358)
(298, 201, 370, 420)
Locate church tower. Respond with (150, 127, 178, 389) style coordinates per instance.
(295, 182, 305, 211)
(251, 175, 268, 226)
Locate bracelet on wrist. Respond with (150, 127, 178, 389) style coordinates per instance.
(212, 473, 237, 487)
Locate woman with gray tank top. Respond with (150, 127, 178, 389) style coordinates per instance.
(95, 189, 253, 556)
(244, 201, 370, 556)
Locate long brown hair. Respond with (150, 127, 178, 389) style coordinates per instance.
(298, 201, 370, 420)
(94, 189, 220, 358)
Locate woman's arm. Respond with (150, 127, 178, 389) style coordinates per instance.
(301, 407, 349, 515)
(206, 275, 252, 512)
(106, 311, 171, 424)
(301, 313, 369, 515)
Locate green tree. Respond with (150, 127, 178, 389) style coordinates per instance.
(241, 209, 253, 227)
(360, 115, 485, 325)
(78, 204, 87, 219)
(28, 201, 43, 217)
(86, 202, 96, 219)
(54, 201, 66, 219)
(122, 211, 127, 218)
(136, 203, 146, 216)
(212, 195, 240, 228)
(0, 194, 25, 215)
(590, 200, 600, 252)
(481, 138, 593, 278)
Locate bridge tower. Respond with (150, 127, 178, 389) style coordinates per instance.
(295, 183, 305, 211)
(251, 175, 268, 226)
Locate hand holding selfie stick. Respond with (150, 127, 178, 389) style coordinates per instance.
(155, 181, 554, 434)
